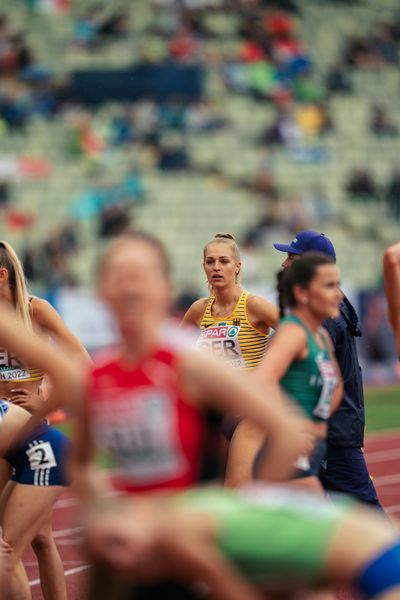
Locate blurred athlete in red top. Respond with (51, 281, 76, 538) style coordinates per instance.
(71, 232, 305, 501)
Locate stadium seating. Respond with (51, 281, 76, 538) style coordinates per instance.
(0, 0, 399, 293)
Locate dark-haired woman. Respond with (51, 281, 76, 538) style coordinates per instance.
(229, 253, 343, 490)
(0, 240, 89, 600)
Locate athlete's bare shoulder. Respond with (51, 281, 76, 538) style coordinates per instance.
(246, 294, 279, 330)
(181, 298, 209, 328)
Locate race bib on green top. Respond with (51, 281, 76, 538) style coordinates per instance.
(313, 354, 337, 421)
(196, 325, 245, 369)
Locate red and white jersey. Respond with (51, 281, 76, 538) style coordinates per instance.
(87, 345, 208, 493)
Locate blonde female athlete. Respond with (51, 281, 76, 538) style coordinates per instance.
(227, 253, 343, 490)
(0, 308, 79, 600)
(182, 234, 279, 483)
(0, 240, 89, 600)
(182, 233, 278, 371)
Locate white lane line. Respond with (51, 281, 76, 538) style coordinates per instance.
(365, 448, 400, 463)
(387, 504, 400, 514)
(24, 560, 85, 567)
(54, 497, 80, 509)
(52, 526, 82, 539)
(374, 474, 400, 486)
(29, 565, 91, 587)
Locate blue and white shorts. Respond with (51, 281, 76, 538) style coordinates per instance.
(4, 422, 71, 487)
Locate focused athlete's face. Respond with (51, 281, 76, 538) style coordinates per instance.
(296, 264, 343, 319)
(203, 243, 240, 288)
(99, 240, 170, 337)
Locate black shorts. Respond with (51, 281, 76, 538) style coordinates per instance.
(319, 445, 383, 508)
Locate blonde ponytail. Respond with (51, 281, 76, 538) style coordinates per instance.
(0, 241, 33, 332)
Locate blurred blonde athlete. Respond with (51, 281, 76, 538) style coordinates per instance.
(0, 240, 89, 600)
(0, 307, 78, 600)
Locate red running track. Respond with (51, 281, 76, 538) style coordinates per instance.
(26, 430, 400, 599)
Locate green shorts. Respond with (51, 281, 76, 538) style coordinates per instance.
(175, 485, 353, 586)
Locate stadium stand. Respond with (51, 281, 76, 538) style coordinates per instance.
(0, 0, 399, 296)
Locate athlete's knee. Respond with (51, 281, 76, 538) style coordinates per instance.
(31, 529, 55, 556)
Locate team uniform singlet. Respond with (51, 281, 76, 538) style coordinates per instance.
(197, 290, 269, 370)
(279, 315, 337, 422)
(0, 346, 44, 383)
(0, 299, 45, 384)
(88, 345, 222, 494)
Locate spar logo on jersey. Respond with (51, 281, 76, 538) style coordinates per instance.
(200, 326, 229, 339)
(196, 324, 245, 368)
(199, 325, 239, 340)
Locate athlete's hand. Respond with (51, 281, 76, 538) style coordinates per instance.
(0, 536, 11, 556)
(298, 429, 316, 456)
(9, 388, 45, 415)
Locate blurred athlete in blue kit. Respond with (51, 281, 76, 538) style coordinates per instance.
(273, 230, 383, 508)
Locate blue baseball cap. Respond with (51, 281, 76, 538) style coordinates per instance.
(273, 230, 336, 260)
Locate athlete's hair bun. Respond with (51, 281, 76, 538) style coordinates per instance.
(214, 233, 235, 241)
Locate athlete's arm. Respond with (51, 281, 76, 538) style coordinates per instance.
(181, 298, 208, 328)
(223, 323, 308, 487)
(171, 535, 263, 600)
(321, 327, 343, 415)
(246, 295, 279, 333)
(0, 308, 80, 408)
(224, 419, 265, 488)
(31, 297, 91, 362)
(182, 351, 304, 482)
(256, 322, 307, 384)
(70, 388, 109, 504)
(383, 242, 400, 354)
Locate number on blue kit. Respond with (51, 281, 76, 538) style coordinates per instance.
(26, 442, 57, 470)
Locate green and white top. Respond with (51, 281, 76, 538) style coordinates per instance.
(279, 315, 337, 422)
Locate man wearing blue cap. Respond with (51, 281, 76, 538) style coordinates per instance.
(274, 230, 383, 508)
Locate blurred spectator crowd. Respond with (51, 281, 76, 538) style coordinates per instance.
(0, 0, 399, 295)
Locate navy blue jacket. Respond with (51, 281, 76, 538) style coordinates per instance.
(323, 297, 365, 448)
